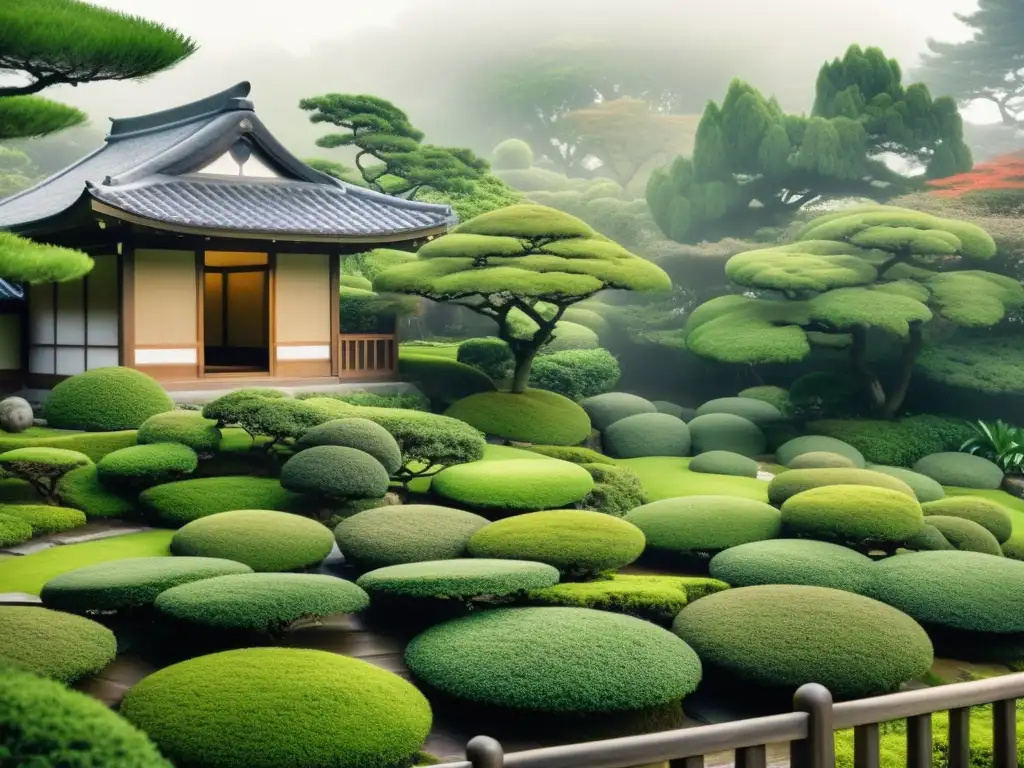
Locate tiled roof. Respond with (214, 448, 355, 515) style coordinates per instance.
(0, 279, 24, 301)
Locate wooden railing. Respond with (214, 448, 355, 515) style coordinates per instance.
(338, 333, 397, 377)
(438, 674, 1024, 768)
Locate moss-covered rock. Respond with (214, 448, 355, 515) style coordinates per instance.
(0, 606, 116, 683)
(695, 397, 785, 425)
(280, 446, 390, 502)
(781, 485, 923, 546)
(776, 436, 866, 468)
(432, 458, 594, 513)
(445, 389, 592, 447)
(923, 515, 1003, 556)
(787, 451, 857, 469)
(137, 410, 222, 454)
(913, 452, 1004, 490)
(97, 443, 198, 491)
(687, 413, 766, 457)
(603, 412, 690, 458)
(295, 418, 403, 476)
(768, 467, 916, 506)
(139, 476, 309, 526)
(356, 559, 560, 600)
(922, 496, 1012, 543)
(625, 496, 781, 555)
(580, 392, 657, 431)
(43, 367, 174, 431)
(689, 451, 759, 478)
(865, 464, 946, 502)
(709, 539, 874, 593)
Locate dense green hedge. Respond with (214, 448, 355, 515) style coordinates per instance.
(140, 477, 309, 526)
(806, 416, 975, 468)
(913, 452, 1005, 490)
(96, 443, 198, 491)
(445, 389, 592, 447)
(404, 607, 703, 713)
(0, 513, 32, 546)
(922, 496, 1012, 543)
(768, 468, 916, 506)
(295, 390, 429, 411)
(580, 392, 657, 431)
(138, 410, 222, 454)
(457, 337, 514, 380)
(671, 585, 933, 698)
(689, 451, 759, 478)
(695, 397, 785, 426)
(154, 573, 369, 633)
(625, 496, 781, 554)
(467, 510, 645, 576)
(295, 418, 403, 475)
(399, 353, 496, 409)
(776, 436, 865, 468)
(0, 606, 115, 683)
(864, 465, 946, 503)
(40, 556, 253, 613)
(43, 367, 174, 431)
(781, 486, 923, 546)
(432, 458, 595, 513)
(120, 647, 432, 768)
(0, 503, 85, 534)
(709, 539, 874, 593)
(923, 515, 1003, 556)
(582, 463, 648, 517)
(603, 413, 691, 459)
(787, 451, 857, 469)
(280, 446, 390, 502)
(529, 348, 620, 401)
(334, 504, 490, 569)
(356, 559, 560, 600)
(687, 413, 766, 457)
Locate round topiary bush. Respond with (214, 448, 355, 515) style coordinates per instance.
(137, 410, 222, 454)
(445, 389, 591, 446)
(356, 559, 560, 600)
(139, 476, 308, 526)
(334, 504, 490, 569)
(404, 607, 702, 713)
(671, 585, 933, 698)
(154, 573, 369, 633)
(781, 485, 924, 545)
(912, 452, 1004, 490)
(294, 418, 403, 475)
(529, 348, 620, 402)
(922, 496, 1012, 543)
(280, 446, 390, 502)
(787, 451, 857, 470)
(457, 337, 515, 381)
(0, 503, 85, 534)
(492, 138, 533, 170)
(119, 647, 432, 768)
(923, 515, 1003, 556)
(865, 465, 945, 503)
(580, 392, 657, 431)
(695, 397, 785, 426)
(776, 436, 865, 468)
(562, 307, 610, 336)
(170, 510, 335, 572)
(625, 496, 782, 555)
(689, 451, 759, 478)
(40, 557, 253, 613)
(467, 510, 646, 576)
(905, 523, 956, 552)
(43, 367, 175, 431)
(738, 386, 791, 416)
(652, 400, 693, 421)
(0, 512, 32, 546)
(0, 664, 171, 767)
(96, 443, 198, 491)
(768, 468, 916, 506)
(687, 413, 766, 457)
(544, 321, 600, 353)
(602, 412, 690, 459)
(432, 458, 595, 513)
(708, 539, 874, 593)
(0, 606, 116, 683)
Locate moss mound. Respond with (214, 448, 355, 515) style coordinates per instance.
(154, 573, 369, 633)
(652, 400, 693, 421)
(923, 515, 1003, 556)
(444, 389, 591, 447)
(695, 397, 785, 425)
(399, 352, 496, 409)
(97, 443, 198, 491)
(0, 606, 115, 683)
(913, 452, 1004, 490)
(687, 413, 766, 457)
(120, 647, 432, 768)
(140, 477, 309, 526)
(467, 510, 645, 576)
(738, 386, 791, 415)
(906, 523, 956, 552)
(57, 465, 136, 519)
(138, 410, 222, 454)
(689, 451, 759, 478)
(357, 559, 559, 600)
(768, 468, 916, 506)
(776, 436, 865, 468)
(171, 510, 335, 572)
(432, 458, 594, 513)
(295, 418, 403, 475)
(624, 496, 782, 554)
(524, 444, 613, 465)
(709, 539, 874, 593)
(40, 557, 253, 613)
(580, 392, 657, 431)
(671, 585, 933, 698)
(0, 513, 32, 546)
(922, 496, 1012, 543)
(787, 451, 857, 469)
(334, 504, 490, 569)
(865, 464, 946, 502)
(43, 367, 174, 431)
(280, 445, 391, 501)
(404, 607, 703, 713)
(603, 412, 690, 458)
(0, 503, 85, 534)
(582, 463, 648, 517)
(781, 485, 923, 545)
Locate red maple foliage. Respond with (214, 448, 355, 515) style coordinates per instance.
(927, 151, 1024, 197)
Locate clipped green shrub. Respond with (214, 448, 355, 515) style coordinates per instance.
(137, 410, 222, 454)
(695, 397, 785, 425)
(768, 468, 916, 506)
(41, 557, 253, 613)
(296, 390, 429, 411)
(529, 348, 620, 401)
(653, 401, 693, 421)
(0, 513, 32, 546)
(776, 436, 866, 468)
(43, 367, 174, 431)
(432, 458, 595, 513)
(524, 445, 614, 465)
(171, 510, 335, 572)
(280, 446, 390, 502)
(0, 606, 115, 683)
(492, 138, 533, 170)
(788, 451, 857, 469)
(467, 510, 645, 576)
(865, 465, 945, 503)
(709, 539, 874, 593)
(140, 477, 309, 526)
(404, 607, 703, 713)
(399, 353, 496, 409)
(582, 463, 647, 517)
(905, 523, 955, 552)
(0, 503, 85, 534)
(334, 504, 489, 569)
(457, 337, 514, 381)
(805, 416, 975, 468)
(0, 447, 92, 502)
(580, 392, 656, 431)
(671, 585, 933, 698)
(689, 451, 758, 478)
(295, 418, 403, 475)
(781, 486, 923, 546)
(445, 389, 591, 447)
(55, 465, 136, 518)
(913, 452, 1004, 490)
(603, 413, 690, 459)
(687, 413, 766, 457)
(543, 321, 600, 353)
(922, 496, 1012, 543)
(923, 515, 1003, 556)
(154, 573, 369, 633)
(625, 496, 781, 555)
(120, 647, 432, 768)
(0, 664, 171, 767)
(201, 388, 289, 427)
(357, 559, 560, 600)
(96, 443, 198, 491)
(738, 386, 792, 416)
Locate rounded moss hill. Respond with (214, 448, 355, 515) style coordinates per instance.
(781, 485, 923, 545)
(922, 496, 1012, 543)
(334, 504, 490, 569)
(0, 513, 33, 547)
(280, 445, 391, 501)
(776, 436, 865, 468)
(96, 443, 198, 490)
(444, 389, 591, 447)
(138, 410, 222, 454)
(603, 413, 690, 458)
(295, 418, 403, 475)
(738, 386, 791, 415)
(913, 452, 1004, 490)
(653, 401, 694, 421)
(787, 452, 857, 470)
(119, 647, 432, 768)
(695, 397, 785, 426)
(581, 392, 657, 431)
(0, 606, 115, 683)
(43, 367, 175, 431)
(689, 451, 759, 478)
(57, 465, 137, 519)
(672, 585, 932, 699)
(467, 510, 646, 576)
(154, 573, 369, 633)
(171, 510, 335, 572)
(0, 503, 85, 534)
(40, 557, 253, 613)
(432, 458, 594, 513)
(923, 515, 1003, 556)
(768, 468, 916, 506)
(139, 476, 309, 526)
(356, 559, 560, 600)
(708, 539, 874, 593)
(625, 496, 781, 554)
(865, 465, 946, 503)
(404, 607, 702, 713)
(687, 413, 766, 457)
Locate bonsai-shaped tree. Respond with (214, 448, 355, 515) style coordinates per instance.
(0, 447, 92, 503)
(680, 205, 1024, 418)
(374, 204, 671, 392)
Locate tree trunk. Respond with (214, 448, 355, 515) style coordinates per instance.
(850, 327, 886, 413)
(511, 347, 539, 394)
(880, 323, 924, 419)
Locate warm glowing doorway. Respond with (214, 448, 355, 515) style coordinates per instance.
(202, 251, 270, 374)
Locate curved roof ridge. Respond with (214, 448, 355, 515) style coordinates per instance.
(337, 180, 454, 216)
(108, 81, 252, 140)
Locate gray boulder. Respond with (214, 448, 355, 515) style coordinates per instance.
(0, 397, 34, 433)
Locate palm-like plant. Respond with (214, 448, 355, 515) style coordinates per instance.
(960, 419, 1024, 473)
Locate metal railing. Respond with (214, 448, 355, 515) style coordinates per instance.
(338, 333, 397, 377)
(439, 673, 1024, 768)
